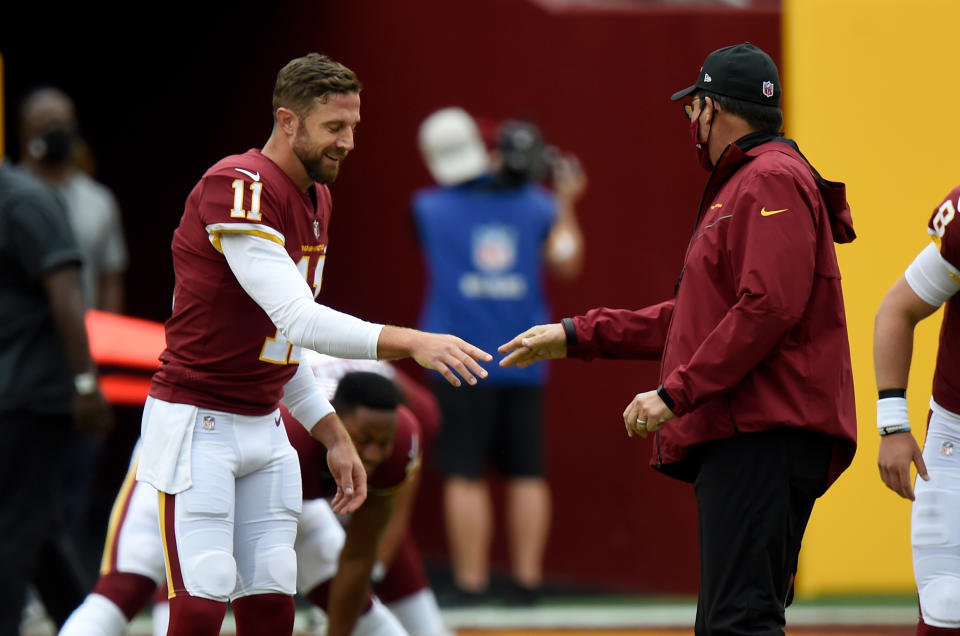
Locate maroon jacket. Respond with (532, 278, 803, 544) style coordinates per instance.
(569, 134, 857, 486)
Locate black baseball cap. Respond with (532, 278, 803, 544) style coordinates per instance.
(670, 42, 781, 107)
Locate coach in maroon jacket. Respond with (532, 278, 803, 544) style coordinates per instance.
(500, 43, 857, 635)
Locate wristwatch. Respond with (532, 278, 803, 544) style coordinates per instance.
(73, 372, 98, 396)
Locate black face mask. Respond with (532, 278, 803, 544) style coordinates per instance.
(27, 127, 77, 166)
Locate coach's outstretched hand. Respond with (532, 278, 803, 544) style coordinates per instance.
(311, 412, 368, 514)
(498, 322, 567, 369)
(378, 326, 492, 387)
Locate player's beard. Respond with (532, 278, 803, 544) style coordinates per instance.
(293, 124, 345, 185)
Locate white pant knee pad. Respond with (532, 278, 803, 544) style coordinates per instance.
(919, 576, 960, 628)
(188, 550, 237, 600)
(913, 465, 960, 628)
(260, 545, 297, 595)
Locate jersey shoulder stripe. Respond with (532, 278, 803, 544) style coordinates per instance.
(205, 222, 286, 253)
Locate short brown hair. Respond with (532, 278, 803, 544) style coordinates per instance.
(272, 53, 361, 118)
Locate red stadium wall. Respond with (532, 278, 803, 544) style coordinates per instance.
(4, 0, 779, 595)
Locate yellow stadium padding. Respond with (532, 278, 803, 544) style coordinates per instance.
(784, 0, 960, 597)
(0, 53, 4, 160)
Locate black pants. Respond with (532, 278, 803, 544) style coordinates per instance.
(0, 410, 89, 636)
(693, 428, 832, 636)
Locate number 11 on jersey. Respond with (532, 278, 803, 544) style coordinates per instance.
(231, 179, 264, 221)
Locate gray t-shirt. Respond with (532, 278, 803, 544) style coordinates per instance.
(55, 172, 128, 308)
(0, 164, 82, 414)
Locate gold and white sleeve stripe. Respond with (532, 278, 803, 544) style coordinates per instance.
(206, 222, 285, 253)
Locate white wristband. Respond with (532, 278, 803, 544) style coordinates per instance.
(877, 397, 910, 435)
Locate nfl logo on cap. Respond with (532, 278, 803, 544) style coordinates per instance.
(762, 81, 775, 98)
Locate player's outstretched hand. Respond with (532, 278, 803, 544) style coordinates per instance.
(410, 332, 492, 387)
(311, 412, 368, 514)
(499, 323, 567, 369)
(378, 326, 492, 387)
(878, 432, 928, 500)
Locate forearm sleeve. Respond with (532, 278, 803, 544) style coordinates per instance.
(281, 361, 335, 431)
(220, 233, 383, 359)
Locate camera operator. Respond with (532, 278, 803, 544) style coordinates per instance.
(414, 110, 586, 605)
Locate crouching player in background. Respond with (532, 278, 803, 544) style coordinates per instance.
(60, 352, 451, 636)
(288, 354, 452, 636)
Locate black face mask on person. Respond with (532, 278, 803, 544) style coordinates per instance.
(27, 127, 77, 167)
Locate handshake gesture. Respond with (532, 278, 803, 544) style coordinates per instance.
(499, 322, 674, 437)
(396, 320, 676, 441)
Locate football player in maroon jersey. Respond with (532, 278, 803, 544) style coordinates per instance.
(288, 355, 451, 636)
(136, 53, 490, 636)
(876, 185, 960, 635)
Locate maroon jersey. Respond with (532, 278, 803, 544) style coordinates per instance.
(927, 185, 960, 414)
(288, 404, 421, 501)
(150, 149, 330, 414)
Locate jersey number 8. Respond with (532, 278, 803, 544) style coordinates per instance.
(933, 199, 956, 237)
